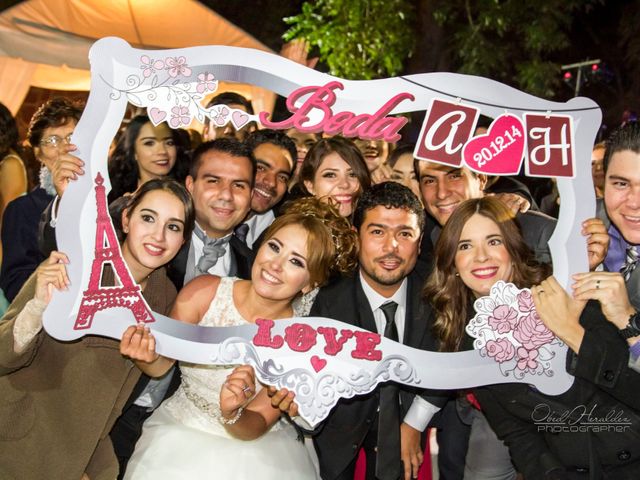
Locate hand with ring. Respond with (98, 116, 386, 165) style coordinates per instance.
(572, 271, 635, 329)
(532, 276, 587, 353)
(220, 365, 256, 421)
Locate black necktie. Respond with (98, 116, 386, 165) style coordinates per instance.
(621, 245, 639, 281)
(376, 301, 401, 480)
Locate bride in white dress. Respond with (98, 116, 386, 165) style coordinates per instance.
(122, 198, 357, 480)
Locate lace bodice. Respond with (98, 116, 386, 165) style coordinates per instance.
(163, 277, 289, 436)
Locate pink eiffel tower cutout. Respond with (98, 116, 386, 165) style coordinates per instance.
(74, 173, 155, 330)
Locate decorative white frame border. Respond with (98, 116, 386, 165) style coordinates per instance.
(43, 38, 602, 425)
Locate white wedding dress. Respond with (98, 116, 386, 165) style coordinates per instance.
(124, 277, 319, 479)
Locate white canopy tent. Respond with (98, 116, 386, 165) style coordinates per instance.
(0, 0, 276, 115)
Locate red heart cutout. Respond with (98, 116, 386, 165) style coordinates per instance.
(310, 355, 327, 373)
(463, 114, 525, 175)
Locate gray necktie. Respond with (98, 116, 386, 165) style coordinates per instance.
(621, 245, 639, 281)
(194, 228, 229, 276)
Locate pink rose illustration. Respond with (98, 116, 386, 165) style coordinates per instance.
(485, 338, 515, 363)
(165, 56, 192, 78)
(517, 290, 535, 313)
(488, 305, 518, 334)
(513, 311, 554, 350)
(516, 347, 539, 370)
(140, 55, 165, 78)
(196, 72, 217, 93)
(170, 106, 190, 127)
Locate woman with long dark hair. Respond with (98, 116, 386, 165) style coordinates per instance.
(0, 102, 27, 227)
(425, 197, 640, 479)
(107, 115, 189, 203)
(0, 178, 194, 480)
(298, 136, 371, 219)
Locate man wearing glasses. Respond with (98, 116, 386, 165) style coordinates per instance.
(0, 97, 83, 302)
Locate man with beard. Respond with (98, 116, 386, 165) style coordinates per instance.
(240, 129, 296, 248)
(310, 182, 445, 480)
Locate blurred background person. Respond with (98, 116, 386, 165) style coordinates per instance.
(0, 97, 82, 304)
(299, 136, 371, 219)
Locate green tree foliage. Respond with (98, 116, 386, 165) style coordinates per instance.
(432, 0, 600, 98)
(285, 0, 603, 98)
(283, 0, 415, 80)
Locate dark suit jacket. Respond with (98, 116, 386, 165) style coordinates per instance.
(310, 270, 446, 480)
(0, 188, 53, 302)
(474, 301, 640, 479)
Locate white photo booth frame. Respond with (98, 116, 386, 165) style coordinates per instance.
(43, 38, 602, 426)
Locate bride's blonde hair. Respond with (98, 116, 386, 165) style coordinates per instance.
(262, 197, 358, 289)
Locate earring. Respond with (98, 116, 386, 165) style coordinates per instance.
(455, 272, 460, 277)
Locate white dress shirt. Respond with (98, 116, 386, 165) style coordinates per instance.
(359, 271, 441, 432)
(243, 210, 275, 249)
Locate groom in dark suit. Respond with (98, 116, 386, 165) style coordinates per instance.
(311, 182, 446, 480)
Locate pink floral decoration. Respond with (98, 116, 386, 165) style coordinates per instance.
(140, 55, 165, 78)
(196, 72, 217, 93)
(488, 305, 518, 334)
(165, 56, 192, 78)
(513, 311, 554, 350)
(516, 347, 539, 370)
(211, 106, 229, 126)
(517, 290, 535, 313)
(170, 106, 190, 127)
(485, 338, 515, 363)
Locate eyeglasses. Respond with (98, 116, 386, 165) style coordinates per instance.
(40, 133, 73, 148)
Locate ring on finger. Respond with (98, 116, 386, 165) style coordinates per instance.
(242, 385, 252, 394)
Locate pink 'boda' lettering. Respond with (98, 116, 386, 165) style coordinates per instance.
(259, 81, 414, 143)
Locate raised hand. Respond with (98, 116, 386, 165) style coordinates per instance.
(571, 271, 635, 329)
(489, 192, 531, 214)
(220, 365, 256, 420)
(51, 144, 84, 197)
(267, 385, 299, 417)
(532, 275, 586, 353)
(34, 251, 70, 304)
(581, 217, 609, 271)
(120, 324, 159, 363)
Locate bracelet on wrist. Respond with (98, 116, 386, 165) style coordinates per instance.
(220, 407, 243, 425)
